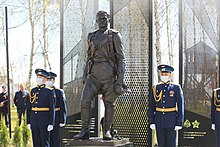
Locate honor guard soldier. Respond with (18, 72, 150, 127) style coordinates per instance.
(0, 84, 9, 127)
(27, 68, 56, 147)
(211, 88, 220, 147)
(149, 64, 184, 147)
(46, 72, 67, 147)
(14, 84, 30, 126)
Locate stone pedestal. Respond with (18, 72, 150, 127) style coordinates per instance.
(65, 137, 133, 147)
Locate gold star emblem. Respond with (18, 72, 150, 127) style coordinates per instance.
(192, 120, 200, 129)
(184, 119, 191, 128)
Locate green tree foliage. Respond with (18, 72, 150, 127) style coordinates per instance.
(13, 122, 23, 147)
(0, 116, 10, 147)
(22, 117, 31, 145)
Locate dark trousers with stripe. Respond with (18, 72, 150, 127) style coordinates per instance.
(156, 127, 176, 147)
(31, 124, 50, 147)
(50, 125, 61, 147)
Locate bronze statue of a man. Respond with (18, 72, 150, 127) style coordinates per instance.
(73, 10, 127, 140)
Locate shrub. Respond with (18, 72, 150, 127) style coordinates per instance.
(22, 117, 31, 146)
(13, 124, 23, 147)
(0, 116, 10, 147)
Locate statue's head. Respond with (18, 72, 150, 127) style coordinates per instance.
(96, 10, 110, 30)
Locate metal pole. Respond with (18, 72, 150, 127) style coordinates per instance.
(110, 0, 114, 28)
(5, 6, 11, 138)
(178, 0, 183, 145)
(60, 1, 64, 89)
(179, 0, 183, 86)
(60, 1, 64, 146)
(218, 0, 220, 87)
(148, 0, 153, 146)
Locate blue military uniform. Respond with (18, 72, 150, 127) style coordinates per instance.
(27, 69, 56, 147)
(211, 88, 220, 147)
(14, 89, 29, 126)
(48, 72, 67, 147)
(149, 64, 184, 147)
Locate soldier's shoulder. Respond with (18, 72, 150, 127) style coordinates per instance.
(171, 82, 180, 86)
(214, 88, 220, 91)
(55, 87, 63, 92)
(170, 82, 183, 90)
(30, 87, 38, 91)
(153, 82, 162, 87)
(45, 86, 53, 90)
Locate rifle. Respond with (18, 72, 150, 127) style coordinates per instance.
(1, 99, 8, 104)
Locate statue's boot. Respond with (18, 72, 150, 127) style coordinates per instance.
(103, 101, 115, 140)
(73, 101, 91, 140)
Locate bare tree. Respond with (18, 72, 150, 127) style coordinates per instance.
(154, 0, 162, 67)
(165, 0, 173, 66)
(27, 0, 36, 89)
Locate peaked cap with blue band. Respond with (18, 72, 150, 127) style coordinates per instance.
(48, 72, 57, 79)
(157, 64, 174, 72)
(35, 68, 49, 77)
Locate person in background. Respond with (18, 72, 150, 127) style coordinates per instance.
(0, 84, 9, 127)
(46, 71, 67, 147)
(14, 84, 30, 126)
(27, 68, 56, 147)
(149, 64, 184, 147)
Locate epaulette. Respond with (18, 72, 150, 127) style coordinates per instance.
(54, 86, 60, 90)
(214, 88, 220, 91)
(170, 82, 179, 86)
(45, 86, 53, 90)
(30, 87, 37, 91)
(154, 82, 162, 86)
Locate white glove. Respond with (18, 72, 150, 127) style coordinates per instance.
(59, 123, 65, 127)
(150, 124, 156, 130)
(174, 126, 182, 130)
(27, 124, 31, 130)
(211, 124, 215, 130)
(47, 125, 54, 132)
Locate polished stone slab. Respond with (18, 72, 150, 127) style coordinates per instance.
(65, 137, 133, 147)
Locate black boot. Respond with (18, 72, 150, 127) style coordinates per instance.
(103, 130, 112, 140)
(103, 101, 115, 140)
(73, 129, 90, 140)
(73, 100, 92, 140)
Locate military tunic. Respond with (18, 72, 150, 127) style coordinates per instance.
(50, 87, 67, 147)
(211, 88, 220, 147)
(27, 84, 55, 147)
(149, 82, 184, 147)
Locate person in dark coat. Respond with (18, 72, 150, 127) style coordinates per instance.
(14, 84, 30, 126)
(46, 71, 67, 147)
(0, 84, 9, 127)
(149, 64, 184, 147)
(27, 68, 56, 147)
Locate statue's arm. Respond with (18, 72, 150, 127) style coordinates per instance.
(113, 32, 126, 85)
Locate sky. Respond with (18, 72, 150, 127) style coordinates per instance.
(0, 1, 60, 89)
